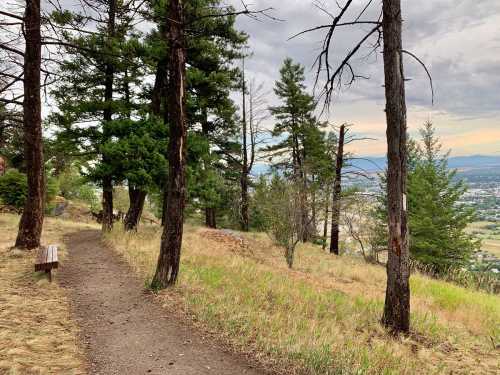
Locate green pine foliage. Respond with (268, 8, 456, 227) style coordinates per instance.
(266, 58, 317, 175)
(373, 122, 479, 273)
(408, 122, 479, 272)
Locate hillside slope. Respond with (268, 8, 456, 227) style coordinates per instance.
(105, 224, 500, 375)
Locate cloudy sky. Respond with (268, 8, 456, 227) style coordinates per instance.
(229, 0, 500, 156)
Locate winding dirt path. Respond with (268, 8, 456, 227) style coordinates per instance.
(59, 229, 266, 375)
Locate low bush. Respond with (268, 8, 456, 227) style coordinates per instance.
(0, 169, 27, 208)
(0, 169, 58, 210)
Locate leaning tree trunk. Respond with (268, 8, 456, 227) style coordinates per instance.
(381, 0, 410, 334)
(330, 124, 345, 255)
(124, 186, 147, 231)
(101, 0, 116, 233)
(152, 0, 187, 288)
(15, 0, 44, 249)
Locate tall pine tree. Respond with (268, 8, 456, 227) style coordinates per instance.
(408, 121, 478, 272)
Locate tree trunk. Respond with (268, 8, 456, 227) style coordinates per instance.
(285, 246, 294, 269)
(101, 177, 114, 231)
(381, 0, 410, 334)
(330, 124, 345, 255)
(240, 57, 249, 231)
(310, 175, 317, 239)
(15, 0, 44, 249)
(205, 207, 216, 228)
(101, 0, 116, 233)
(0, 156, 5, 176)
(322, 185, 330, 250)
(151, 57, 168, 117)
(124, 186, 147, 231)
(152, 0, 186, 288)
(152, 51, 169, 228)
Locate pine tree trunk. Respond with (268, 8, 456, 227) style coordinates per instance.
(15, 0, 44, 250)
(381, 0, 410, 334)
(124, 186, 147, 231)
(310, 175, 317, 239)
(240, 171, 249, 231)
(330, 124, 345, 255)
(101, 0, 116, 233)
(322, 185, 330, 250)
(152, 0, 186, 288)
(101, 176, 114, 232)
(205, 207, 216, 228)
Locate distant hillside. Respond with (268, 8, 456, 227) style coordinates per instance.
(349, 155, 500, 173)
(251, 155, 500, 175)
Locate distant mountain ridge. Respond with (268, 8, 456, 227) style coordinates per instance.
(251, 155, 500, 175)
(348, 155, 500, 172)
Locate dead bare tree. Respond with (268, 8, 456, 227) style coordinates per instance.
(380, 0, 410, 333)
(342, 193, 378, 262)
(264, 179, 305, 268)
(240, 55, 249, 231)
(327, 123, 373, 255)
(240, 70, 269, 231)
(297, 0, 433, 333)
(330, 124, 345, 254)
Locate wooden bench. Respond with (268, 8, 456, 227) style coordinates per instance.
(35, 245, 58, 282)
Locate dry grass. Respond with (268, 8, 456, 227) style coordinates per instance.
(105, 224, 500, 375)
(482, 239, 500, 257)
(0, 213, 98, 375)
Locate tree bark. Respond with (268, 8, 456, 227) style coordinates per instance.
(240, 57, 249, 231)
(330, 124, 345, 255)
(15, 0, 44, 249)
(310, 174, 317, 239)
(101, 0, 116, 233)
(124, 186, 147, 231)
(151, 57, 168, 117)
(205, 207, 216, 228)
(381, 0, 410, 334)
(152, 51, 169, 228)
(152, 0, 187, 288)
(322, 185, 330, 250)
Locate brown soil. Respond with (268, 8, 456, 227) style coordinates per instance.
(59, 229, 267, 375)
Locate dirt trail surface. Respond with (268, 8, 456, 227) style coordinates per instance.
(59, 230, 267, 375)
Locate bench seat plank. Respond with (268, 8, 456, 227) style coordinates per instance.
(35, 245, 59, 272)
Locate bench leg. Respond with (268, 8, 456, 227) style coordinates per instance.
(45, 269, 52, 282)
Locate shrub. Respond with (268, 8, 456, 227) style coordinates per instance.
(77, 184, 100, 212)
(0, 169, 58, 210)
(0, 169, 27, 208)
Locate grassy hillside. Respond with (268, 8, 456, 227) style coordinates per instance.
(105, 224, 500, 375)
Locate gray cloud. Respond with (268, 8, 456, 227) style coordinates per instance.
(230, 0, 500, 121)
